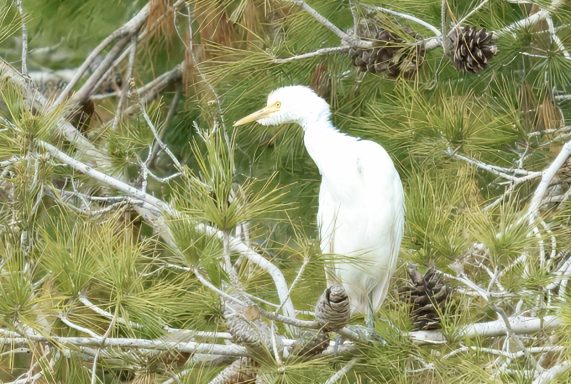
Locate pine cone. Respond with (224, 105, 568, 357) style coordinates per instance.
(348, 20, 425, 79)
(314, 285, 351, 332)
(399, 264, 451, 330)
(290, 330, 329, 358)
(209, 357, 258, 384)
(448, 26, 498, 73)
(223, 295, 276, 360)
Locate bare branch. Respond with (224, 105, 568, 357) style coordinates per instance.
(287, 0, 371, 48)
(91, 309, 118, 384)
(122, 63, 183, 116)
(546, 15, 571, 59)
(51, 4, 150, 107)
(528, 126, 571, 138)
(70, 37, 133, 107)
(409, 315, 561, 344)
(348, 0, 359, 32)
(149, 85, 181, 163)
(111, 38, 137, 131)
(0, 334, 248, 356)
(273, 46, 350, 64)
(138, 97, 182, 169)
(37, 136, 298, 323)
(14, 0, 28, 76)
(325, 357, 359, 384)
(533, 361, 571, 384)
(0, 59, 104, 159)
(365, 5, 441, 36)
(441, 0, 447, 38)
(38, 140, 173, 214)
(443, 345, 565, 360)
(496, 9, 550, 38)
(526, 141, 571, 223)
(58, 315, 100, 338)
(197, 223, 297, 322)
(447, 148, 542, 183)
(452, 0, 490, 32)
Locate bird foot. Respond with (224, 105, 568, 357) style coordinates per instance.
(346, 325, 387, 346)
(367, 329, 387, 346)
(333, 335, 343, 354)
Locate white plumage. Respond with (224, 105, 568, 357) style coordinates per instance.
(234, 86, 404, 328)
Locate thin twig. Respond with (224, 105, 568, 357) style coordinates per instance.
(58, 315, 100, 338)
(533, 361, 571, 384)
(70, 36, 133, 107)
(367, 5, 441, 36)
(273, 46, 350, 64)
(38, 140, 173, 214)
(197, 223, 297, 321)
(91, 309, 118, 384)
(528, 126, 571, 138)
(184, 5, 229, 142)
(149, 85, 181, 162)
(0, 58, 108, 165)
(111, 38, 137, 131)
(146, 169, 182, 183)
(441, 0, 448, 40)
(546, 15, 571, 59)
(0, 333, 248, 356)
(348, 0, 359, 32)
(443, 345, 565, 360)
(325, 357, 359, 384)
(122, 63, 183, 116)
(526, 141, 571, 223)
(496, 9, 550, 37)
(275, 256, 310, 315)
(139, 99, 182, 169)
(447, 148, 542, 182)
(14, 0, 28, 76)
(287, 0, 370, 48)
(52, 4, 150, 107)
(452, 0, 490, 32)
(79, 295, 143, 330)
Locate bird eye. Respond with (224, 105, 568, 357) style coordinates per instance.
(275, 101, 282, 108)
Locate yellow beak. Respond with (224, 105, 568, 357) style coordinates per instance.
(233, 104, 280, 127)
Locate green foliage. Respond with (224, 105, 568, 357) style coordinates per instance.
(1, 0, 571, 382)
(172, 129, 291, 230)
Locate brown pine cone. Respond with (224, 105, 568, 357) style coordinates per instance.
(447, 26, 498, 73)
(399, 264, 452, 330)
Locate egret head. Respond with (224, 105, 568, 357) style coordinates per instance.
(234, 85, 331, 128)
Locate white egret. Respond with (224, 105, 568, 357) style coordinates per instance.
(234, 86, 404, 332)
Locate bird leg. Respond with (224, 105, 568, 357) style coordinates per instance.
(366, 301, 375, 335)
(365, 293, 386, 345)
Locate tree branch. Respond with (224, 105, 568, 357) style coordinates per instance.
(365, 5, 441, 36)
(14, 0, 28, 76)
(51, 4, 150, 107)
(0, 334, 248, 356)
(409, 315, 561, 344)
(273, 46, 350, 64)
(533, 361, 571, 384)
(526, 141, 571, 223)
(287, 0, 371, 48)
(324, 357, 359, 384)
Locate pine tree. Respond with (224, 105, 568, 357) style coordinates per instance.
(0, 0, 571, 383)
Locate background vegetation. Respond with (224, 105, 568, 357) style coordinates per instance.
(0, 0, 571, 383)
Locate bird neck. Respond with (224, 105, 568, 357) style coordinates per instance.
(301, 116, 354, 177)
